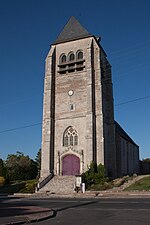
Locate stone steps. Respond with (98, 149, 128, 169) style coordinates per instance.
(38, 175, 76, 194)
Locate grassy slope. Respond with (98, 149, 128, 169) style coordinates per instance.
(124, 176, 150, 191)
(0, 180, 37, 194)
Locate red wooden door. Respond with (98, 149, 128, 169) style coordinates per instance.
(62, 154, 80, 175)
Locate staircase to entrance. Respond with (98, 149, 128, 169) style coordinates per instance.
(38, 175, 76, 194)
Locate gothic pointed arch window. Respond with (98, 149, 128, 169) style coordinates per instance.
(63, 126, 78, 147)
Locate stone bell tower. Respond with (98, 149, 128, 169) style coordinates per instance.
(40, 16, 117, 181)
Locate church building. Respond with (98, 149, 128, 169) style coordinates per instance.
(39, 17, 139, 193)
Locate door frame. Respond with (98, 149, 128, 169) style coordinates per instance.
(62, 154, 80, 175)
(60, 151, 81, 175)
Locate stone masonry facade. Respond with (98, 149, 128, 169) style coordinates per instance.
(40, 17, 139, 185)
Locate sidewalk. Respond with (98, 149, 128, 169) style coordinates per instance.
(34, 190, 150, 198)
(0, 204, 54, 225)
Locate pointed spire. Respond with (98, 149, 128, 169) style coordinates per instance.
(54, 16, 92, 44)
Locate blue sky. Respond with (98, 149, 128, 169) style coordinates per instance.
(0, 0, 150, 160)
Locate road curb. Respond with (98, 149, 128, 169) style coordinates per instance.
(1, 210, 56, 225)
(33, 191, 150, 199)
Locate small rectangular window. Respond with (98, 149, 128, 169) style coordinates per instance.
(70, 104, 74, 110)
(69, 104, 75, 111)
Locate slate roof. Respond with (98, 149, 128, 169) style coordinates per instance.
(54, 16, 92, 44)
(115, 121, 139, 147)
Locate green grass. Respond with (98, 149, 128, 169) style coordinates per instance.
(124, 176, 150, 191)
(87, 182, 113, 191)
(0, 179, 38, 194)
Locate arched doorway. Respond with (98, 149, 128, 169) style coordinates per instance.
(62, 154, 80, 175)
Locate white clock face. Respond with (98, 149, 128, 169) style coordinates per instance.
(68, 90, 74, 96)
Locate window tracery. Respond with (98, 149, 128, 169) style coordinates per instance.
(63, 126, 78, 147)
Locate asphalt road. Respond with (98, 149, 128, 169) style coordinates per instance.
(1, 197, 150, 225)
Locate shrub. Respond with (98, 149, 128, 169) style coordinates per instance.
(19, 180, 37, 193)
(82, 162, 108, 189)
(0, 176, 5, 186)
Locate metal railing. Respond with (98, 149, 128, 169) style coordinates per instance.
(37, 171, 54, 190)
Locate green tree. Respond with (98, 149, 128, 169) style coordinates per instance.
(142, 158, 150, 162)
(82, 162, 107, 188)
(35, 149, 41, 179)
(0, 158, 7, 180)
(35, 149, 41, 171)
(95, 163, 106, 184)
(5, 151, 38, 181)
(0, 159, 4, 176)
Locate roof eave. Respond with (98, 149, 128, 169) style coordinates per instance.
(53, 34, 93, 45)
